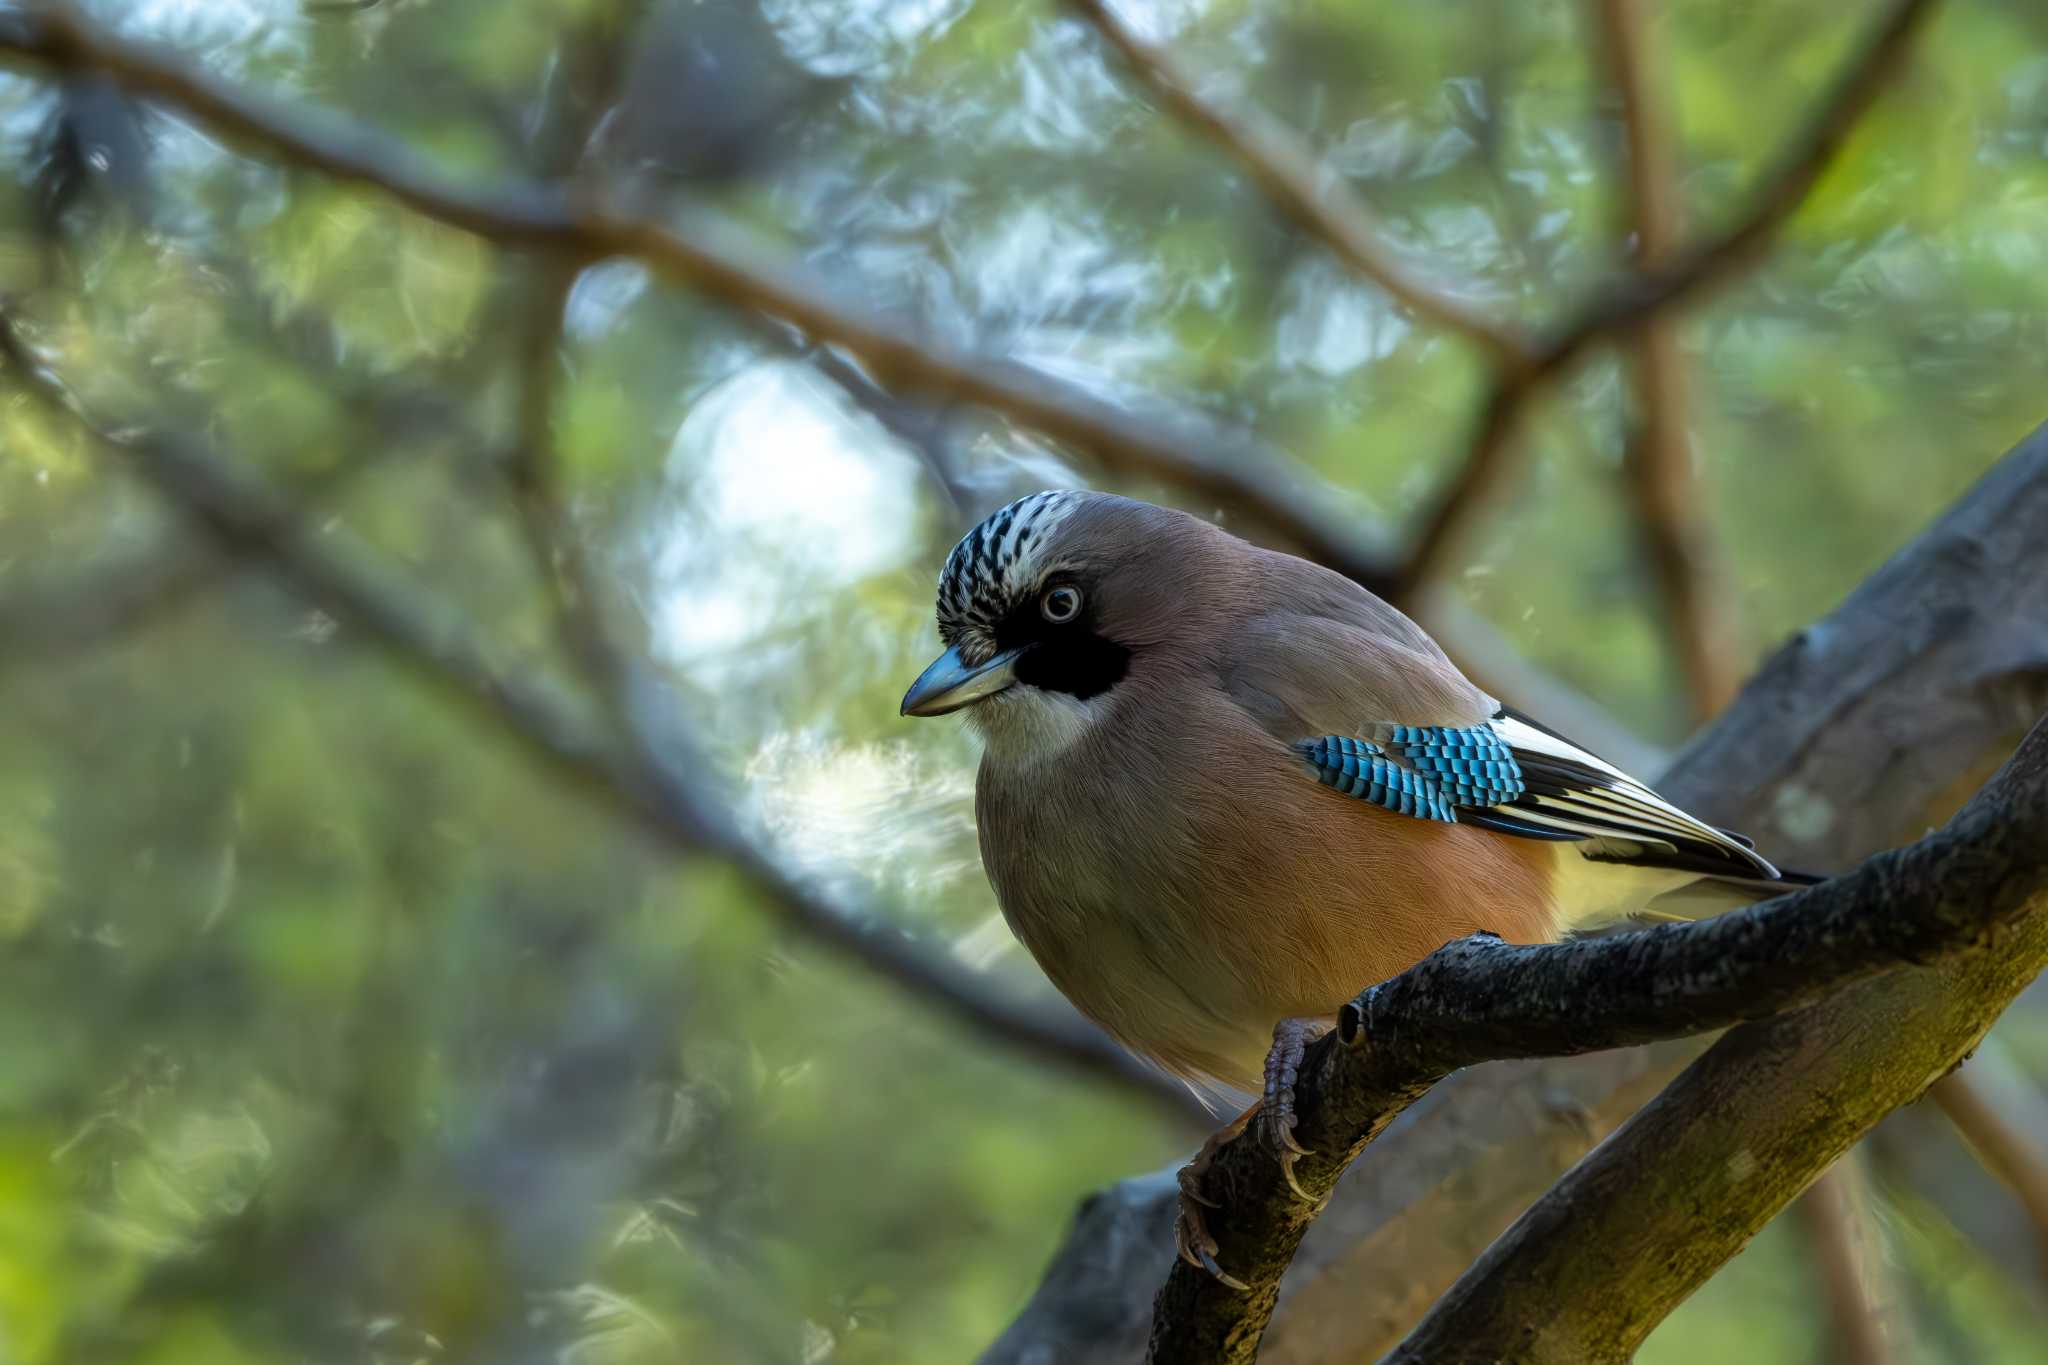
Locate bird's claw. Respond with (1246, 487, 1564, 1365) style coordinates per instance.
(1177, 1159, 1219, 1209)
(1167, 1017, 1333, 1287)
(1174, 1157, 1248, 1289)
(1260, 1017, 1324, 1205)
(1260, 1109, 1313, 1202)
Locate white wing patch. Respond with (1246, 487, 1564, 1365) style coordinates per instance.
(1485, 712, 1781, 880)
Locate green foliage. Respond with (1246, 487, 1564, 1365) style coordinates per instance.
(0, 0, 2043, 1361)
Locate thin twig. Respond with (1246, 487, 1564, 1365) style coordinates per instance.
(1928, 1065, 2048, 1283)
(1390, 0, 1938, 597)
(1062, 0, 1531, 367)
(1597, 0, 1743, 719)
(0, 1, 1406, 595)
(1395, 374, 1527, 596)
(497, 14, 637, 725)
(0, 312, 1207, 1124)
(0, 0, 1934, 610)
(1796, 1160, 1900, 1365)
(0, 537, 221, 662)
(0, 370, 452, 668)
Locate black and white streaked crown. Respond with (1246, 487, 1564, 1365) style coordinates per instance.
(935, 490, 1086, 661)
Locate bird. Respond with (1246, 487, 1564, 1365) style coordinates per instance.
(898, 489, 1809, 1281)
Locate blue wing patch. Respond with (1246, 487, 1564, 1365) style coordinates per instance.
(1298, 725, 1525, 824)
(1301, 712, 1786, 873)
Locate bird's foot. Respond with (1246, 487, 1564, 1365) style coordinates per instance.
(1174, 1104, 1253, 1291)
(1259, 1016, 1328, 1204)
(1172, 1019, 1332, 1287)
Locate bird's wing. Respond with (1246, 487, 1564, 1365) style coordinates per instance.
(1217, 596, 1777, 881)
(1297, 707, 1781, 881)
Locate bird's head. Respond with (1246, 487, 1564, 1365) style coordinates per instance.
(900, 490, 1227, 755)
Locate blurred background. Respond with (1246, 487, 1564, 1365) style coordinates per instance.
(0, 0, 2045, 1361)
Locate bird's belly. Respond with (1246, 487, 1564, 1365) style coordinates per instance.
(982, 769, 1559, 1093)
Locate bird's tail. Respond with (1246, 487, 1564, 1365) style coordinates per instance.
(1633, 868, 1826, 924)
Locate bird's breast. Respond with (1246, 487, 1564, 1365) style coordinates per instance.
(974, 704, 1558, 1091)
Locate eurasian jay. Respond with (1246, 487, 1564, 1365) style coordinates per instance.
(899, 490, 1804, 1277)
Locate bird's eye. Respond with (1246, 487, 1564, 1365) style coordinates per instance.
(1040, 585, 1083, 623)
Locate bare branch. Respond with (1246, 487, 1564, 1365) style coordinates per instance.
(497, 16, 636, 722)
(0, 536, 220, 662)
(1595, 0, 1744, 719)
(1390, 899, 2048, 1362)
(0, 312, 1207, 1125)
(1390, 0, 1938, 595)
(0, 371, 443, 668)
(1928, 1064, 2048, 1283)
(1061, 0, 1531, 367)
(1794, 1162, 1902, 1365)
(1544, 0, 1937, 367)
(0, 1, 1404, 595)
(1142, 710, 2047, 1362)
(1394, 375, 1525, 599)
(0, 0, 1933, 614)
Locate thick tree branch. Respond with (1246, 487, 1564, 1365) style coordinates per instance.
(1596, 0, 1744, 719)
(1144, 708, 2046, 1362)
(0, 314, 1205, 1124)
(1390, 0, 1937, 596)
(1391, 879, 2048, 1361)
(1061, 0, 1530, 368)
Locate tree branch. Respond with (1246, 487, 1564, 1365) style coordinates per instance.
(0, 1, 1404, 596)
(1794, 1161, 1901, 1365)
(0, 535, 221, 663)
(0, 0, 1934, 611)
(1060, 0, 1531, 367)
(1394, 375, 1526, 598)
(1389, 0, 1938, 596)
(0, 312, 1206, 1125)
(0, 367, 450, 668)
(1390, 885, 2048, 1362)
(497, 15, 638, 729)
(1927, 1064, 2048, 1284)
(1595, 0, 1744, 719)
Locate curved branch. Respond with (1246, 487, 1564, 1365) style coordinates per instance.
(0, 1, 1404, 596)
(1391, 0, 1938, 595)
(1596, 0, 1744, 718)
(1388, 863, 2048, 1361)
(0, 0, 1934, 608)
(1144, 710, 2047, 1362)
(0, 314, 1205, 1124)
(1061, 0, 1531, 367)
(1927, 1064, 2048, 1283)
(1791, 1162, 1900, 1365)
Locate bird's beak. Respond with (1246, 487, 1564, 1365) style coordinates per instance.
(900, 643, 1021, 717)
